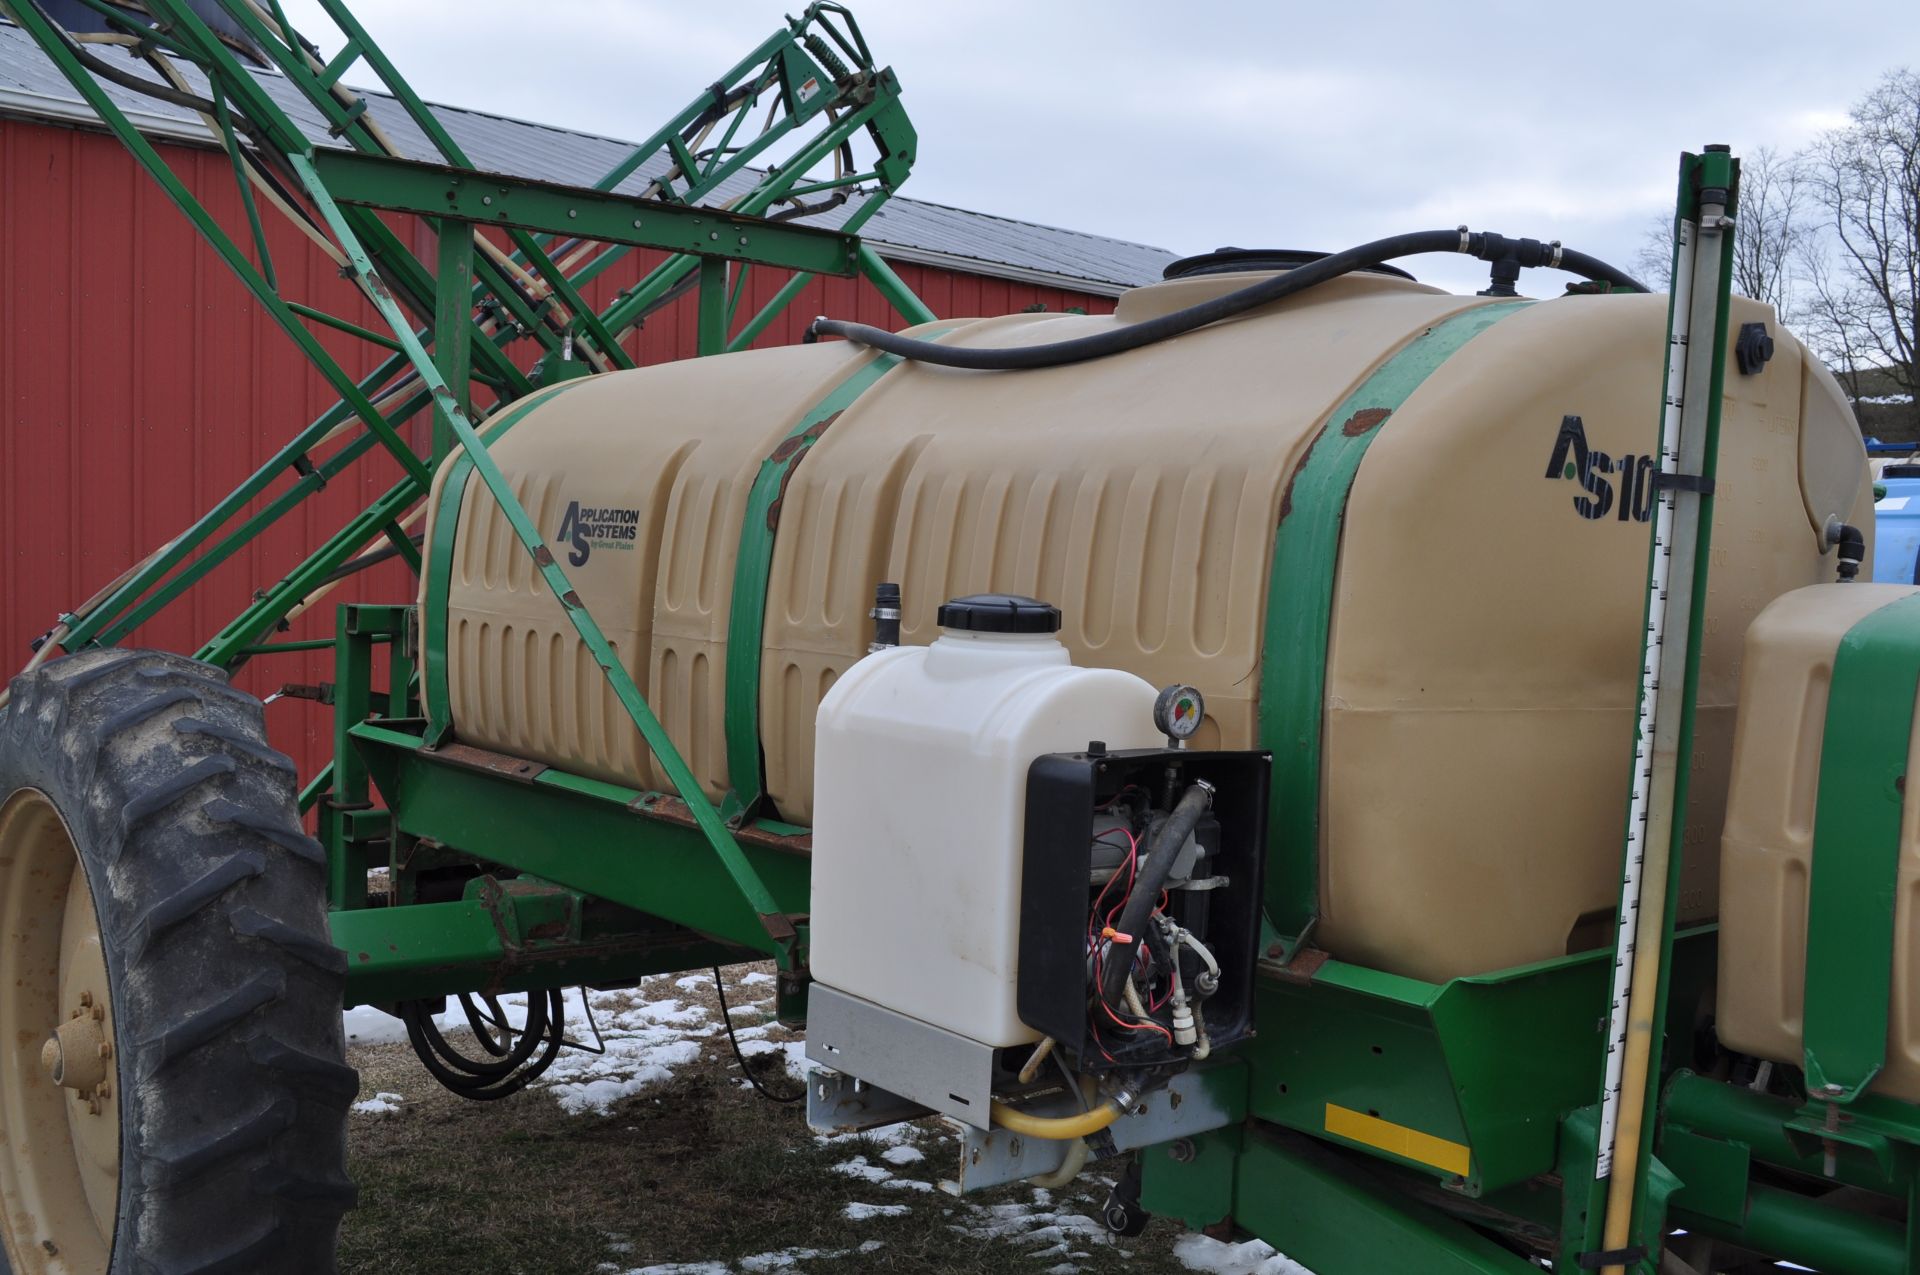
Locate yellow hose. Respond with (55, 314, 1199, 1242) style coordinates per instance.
(1025, 1073, 1100, 1187)
(988, 1099, 1121, 1141)
(1029, 1137, 1090, 1189)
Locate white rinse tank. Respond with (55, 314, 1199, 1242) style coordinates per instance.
(808, 595, 1162, 1047)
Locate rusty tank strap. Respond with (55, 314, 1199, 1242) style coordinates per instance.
(1260, 300, 1531, 950)
(721, 326, 961, 821)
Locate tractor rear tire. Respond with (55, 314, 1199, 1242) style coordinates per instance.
(0, 649, 356, 1274)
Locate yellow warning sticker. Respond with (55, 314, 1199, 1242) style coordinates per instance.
(1323, 1103, 1472, 1177)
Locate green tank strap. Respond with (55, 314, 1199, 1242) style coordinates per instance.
(1261, 300, 1531, 948)
(421, 380, 595, 744)
(1802, 589, 1920, 1101)
(722, 327, 959, 821)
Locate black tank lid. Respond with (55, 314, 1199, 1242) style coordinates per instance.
(936, 594, 1061, 634)
(1163, 247, 1416, 282)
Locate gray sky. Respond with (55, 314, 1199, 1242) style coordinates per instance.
(280, 0, 1916, 296)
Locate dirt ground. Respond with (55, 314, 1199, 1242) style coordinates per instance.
(337, 968, 1209, 1275)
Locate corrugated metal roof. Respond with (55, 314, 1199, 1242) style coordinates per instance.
(0, 20, 1176, 294)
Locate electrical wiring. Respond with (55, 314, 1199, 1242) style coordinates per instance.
(714, 965, 804, 1104)
(1080, 793, 1229, 1066)
(1086, 824, 1173, 1056)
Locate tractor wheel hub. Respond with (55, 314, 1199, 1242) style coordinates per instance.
(44, 1011, 108, 1096)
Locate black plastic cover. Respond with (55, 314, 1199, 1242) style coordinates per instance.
(1018, 747, 1270, 1072)
(936, 594, 1061, 634)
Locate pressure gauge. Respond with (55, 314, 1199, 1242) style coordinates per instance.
(1153, 684, 1205, 744)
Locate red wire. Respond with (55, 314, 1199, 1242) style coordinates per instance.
(1085, 823, 1178, 1051)
(1100, 996, 1174, 1045)
(1150, 974, 1171, 1013)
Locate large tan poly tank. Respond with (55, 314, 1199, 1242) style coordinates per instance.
(429, 267, 1872, 982)
(1718, 584, 1920, 1101)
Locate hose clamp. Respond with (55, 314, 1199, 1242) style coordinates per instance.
(1456, 224, 1472, 253)
(1548, 239, 1564, 269)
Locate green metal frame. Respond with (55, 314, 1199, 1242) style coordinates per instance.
(8, 0, 931, 675)
(307, 151, 864, 277)
(3, 0, 934, 987)
(333, 877, 756, 1008)
(1595, 149, 1742, 1274)
(1246, 935, 1713, 1200)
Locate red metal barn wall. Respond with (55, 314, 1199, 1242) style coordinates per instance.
(0, 115, 1120, 783)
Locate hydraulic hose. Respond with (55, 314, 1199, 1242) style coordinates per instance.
(990, 1098, 1122, 1140)
(808, 229, 1646, 372)
(402, 989, 566, 1101)
(1099, 783, 1213, 1006)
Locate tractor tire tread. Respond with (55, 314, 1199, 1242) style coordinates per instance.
(0, 648, 353, 1274)
(130, 852, 267, 956)
(173, 716, 298, 776)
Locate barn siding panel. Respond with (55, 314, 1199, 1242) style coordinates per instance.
(0, 117, 1120, 780)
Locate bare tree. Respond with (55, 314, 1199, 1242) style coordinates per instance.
(1796, 236, 1872, 399)
(1635, 216, 1677, 292)
(1799, 68, 1920, 432)
(1633, 146, 1805, 313)
(1731, 146, 1806, 312)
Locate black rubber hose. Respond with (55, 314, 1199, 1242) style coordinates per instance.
(64, 40, 222, 114)
(460, 992, 518, 1058)
(409, 994, 547, 1079)
(403, 990, 564, 1099)
(1099, 784, 1211, 1007)
(714, 965, 805, 1103)
(808, 229, 1647, 372)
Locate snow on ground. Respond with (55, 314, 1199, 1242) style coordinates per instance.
(1172, 1234, 1315, 1275)
(343, 997, 478, 1045)
(344, 1003, 428, 1045)
(948, 1186, 1116, 1272)
(350, 1091, 406, 1116)
(539, 988, 718, 1115)
(345, 974, 793, 1114)
(818, 1124, 946, 1198)
(829, 1152, 940, 1193)
(814, 1119, 922, 1152)
(830, 1155, 895, 1185)
(349, 967, 1321, 1273)
(842, 1201, 910, 1220)
(734, 1036, 808, 1085)
(615, 1240, 884, 1275)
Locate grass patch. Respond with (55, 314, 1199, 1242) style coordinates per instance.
(338, 974, 1198, 1275)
